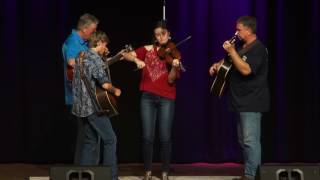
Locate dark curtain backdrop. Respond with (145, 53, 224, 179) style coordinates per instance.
(1, 0, 319, 164)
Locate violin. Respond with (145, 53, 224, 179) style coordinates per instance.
(157, 41, 181, 66)
(157, 36, 191, 72)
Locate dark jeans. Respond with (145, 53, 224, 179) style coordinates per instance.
(66, 105, 84, 164)
(141, 92, 175, 172)
(79, 113, 118, 180)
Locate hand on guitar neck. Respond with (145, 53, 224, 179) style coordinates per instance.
(66, 45, 133, 82)
(103, 44, 133, 66)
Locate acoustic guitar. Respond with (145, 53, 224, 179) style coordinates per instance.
(210, 57, 233, 97)
(210, 38, 258, 97)
(94, 46, 134, 117)
(95, 85, 119, 117)
(77, 47, 134, 117)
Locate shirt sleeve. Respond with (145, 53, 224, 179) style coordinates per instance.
(135, 46, 147, 61)
(246, 46, 267, 75)
(63, 43, 80, 63)
(92, 57, 110, 85)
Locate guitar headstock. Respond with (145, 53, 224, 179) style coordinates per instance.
(124, 44, 133, 52)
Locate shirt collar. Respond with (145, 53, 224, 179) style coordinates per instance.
(71, 29, 87, 45)
(88, 49, 100, 58)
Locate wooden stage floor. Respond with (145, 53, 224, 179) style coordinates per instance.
(0, 163, 243, 180)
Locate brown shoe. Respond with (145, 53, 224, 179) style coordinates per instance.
(143, 171, 152, 180)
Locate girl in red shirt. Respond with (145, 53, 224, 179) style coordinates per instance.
(122, 20, 181, 180)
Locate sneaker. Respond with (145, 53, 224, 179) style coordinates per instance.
(143, 171, 152, 180)
(161, 172, 169, 180)
(232, 176, 252, 180)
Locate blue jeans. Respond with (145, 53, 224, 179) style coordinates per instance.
(79, 113, 118, 180)
(237, 112, 262, 179)
(141, 92, 175, 172)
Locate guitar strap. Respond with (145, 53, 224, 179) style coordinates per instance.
(105, 59, 112, 83)
(77, 53, 103, 114)
(225, 40, 259, 64)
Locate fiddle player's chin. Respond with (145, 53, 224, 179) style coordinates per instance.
(159, 40, 168, 45)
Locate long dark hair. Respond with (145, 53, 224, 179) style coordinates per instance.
(155, 19, 168, 29)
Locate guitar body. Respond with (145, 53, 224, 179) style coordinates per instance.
(210, 60, 232, 97)
(95, 86, 119, 117)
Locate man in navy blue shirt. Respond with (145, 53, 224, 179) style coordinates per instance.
(209, 16, 270, 180)
(62, 13, 99, 164)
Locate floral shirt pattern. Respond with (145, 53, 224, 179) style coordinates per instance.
(72, 49, 110, 117)
(144, 48, 167, 81)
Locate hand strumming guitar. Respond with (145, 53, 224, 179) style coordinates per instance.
(209, 59, 224, 76)
(113, 88, 121, 97)
(102, 83, 121, 97)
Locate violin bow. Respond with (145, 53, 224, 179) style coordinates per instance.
(162, 0, 191, 72)
(174, 36, 192, 48)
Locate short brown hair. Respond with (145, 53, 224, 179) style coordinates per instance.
(237, 16, 257, 33)
(88, 30, 110, 48)
(77, 13, 99, 30)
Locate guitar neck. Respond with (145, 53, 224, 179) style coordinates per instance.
(105, 54, 122, 66)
